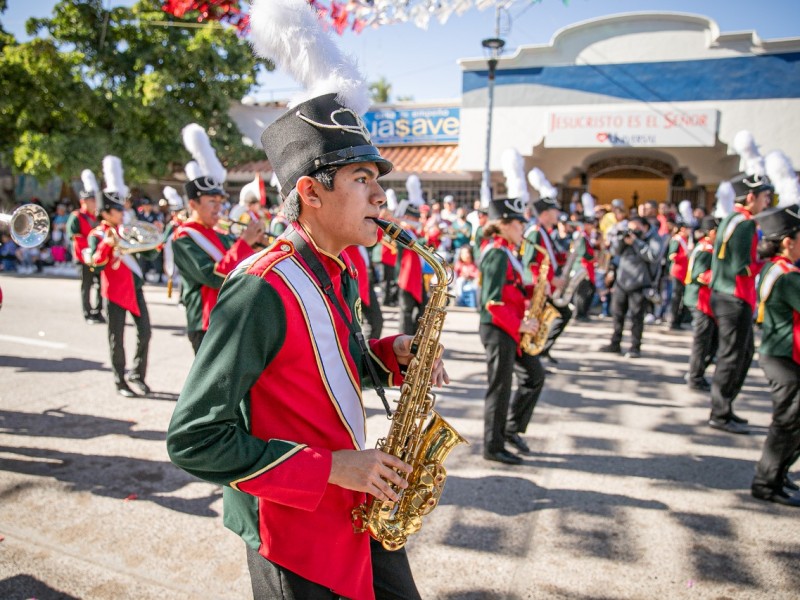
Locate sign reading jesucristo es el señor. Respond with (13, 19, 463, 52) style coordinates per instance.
(544, 108, 719, 148)
(363, 107, 460, 145)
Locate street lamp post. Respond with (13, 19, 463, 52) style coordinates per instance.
(480, 35, 505, 207)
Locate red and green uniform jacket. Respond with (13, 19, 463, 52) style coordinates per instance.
(172, 221, 254, 332)
(757, 255, 800, 364)
(396, 229, 424, 303)
(479, 236, 532, 350)
(342, 245, 373, 307)
(574, 230, 596, 285)
(521, 224, 556, 291)
(166, 223, 405, 600)
(87, 221, 147, 315)
(668, 233, 690, 282)
(683, 237, 714, 316)
(710, 205, 762, 309)
(66, 208, 97, 264)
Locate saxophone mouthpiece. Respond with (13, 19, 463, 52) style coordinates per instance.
(371, 217, 415, 248)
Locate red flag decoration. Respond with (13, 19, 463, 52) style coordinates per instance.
(161, 1, 250, 35)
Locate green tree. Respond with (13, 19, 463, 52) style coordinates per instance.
(369, 76, 392, 104)
(1, 0, 266, 184)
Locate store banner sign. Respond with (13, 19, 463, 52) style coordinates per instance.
(545, 108, 718, 148)
(364, 107, 460, 145)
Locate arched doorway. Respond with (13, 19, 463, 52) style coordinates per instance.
(586, 156, 674, 210)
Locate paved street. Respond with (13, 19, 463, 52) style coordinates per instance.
(0, 271, 798, 600)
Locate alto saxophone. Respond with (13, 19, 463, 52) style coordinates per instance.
(520, 244, 561, 356)
(353, 218, 468, 551)
(551, 240, 588, 308)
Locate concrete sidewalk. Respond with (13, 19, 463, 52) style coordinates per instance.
(0, 274, 798, 599)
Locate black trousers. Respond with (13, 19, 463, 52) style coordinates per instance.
(106, 289, 150, 387)
(383, 263, 398, 306)
(710, 291, 754, 421)
(399, 289, 425, 337)
(188, 330, 205, 355)
(361, 285, 384, 340)
(669, 278, 688, 327)
(480, 323, 545, 454)
(80, 263, 103, 319)
(687, 308, 718, 386)
(541, 300, 572, 355)
(247, 539, 421, 600)
(610, 287, 646, 351)
(573, 279, 596, 319)
(752, 354, 800, 495)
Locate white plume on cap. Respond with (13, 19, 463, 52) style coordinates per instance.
(249, 0, 370, 114)
(501, 149, 529, 204)
(406, 174, 424, 206)
(581, 192, 595, 219)
(733, 130, 765, 176)
(185, 161, 202, 181)
(163, 186, 184, 211)
(385, 188, 398, 213)
(182, 123, 227, 183)
(102, 155, 129, 198)
(239, 176, 261, 206)
(527, 167, 557, 200)
(269, 171, 281, 192)
(714, 182, 735, 218)
(81, 169, 99, 194)
(679, 200, 694, 226)
(765, 150, 800, 208)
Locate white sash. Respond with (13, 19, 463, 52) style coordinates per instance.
(675, 235, 689, 256)
(759, 264, 788, 306)
(184, 227, 225, 262)
(273, 257, 366, 450)
(120, 253, 143, 279)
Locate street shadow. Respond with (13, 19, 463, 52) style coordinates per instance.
(141, 391, 181, 402)
(147, 323, 187, 333)
(443, 348, 487, 362)
(0, 407, 164, 441)
(0, 574, 80, 600)
(0, 355, 108, 374)
(0, 445, 220, 517)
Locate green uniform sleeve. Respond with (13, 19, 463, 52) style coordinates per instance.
(480, 248, 508, 310)
(173, 235, 226, 289)
(730, 220, 756, 275)
(690, 249, 712, 285)
(88, 233, 106, 273)
(520, 230, 539, 284)
(776, 272, 800, 314)
(667, 238, 679, 269)
(166, 273, 287, 486)
(66, 214, 81, 241)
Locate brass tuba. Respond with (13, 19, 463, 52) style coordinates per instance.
(115, 220, 163, 254)
(0, 204, 50, 248)
(353, 218, 468, 551)
(519, 245, 561, 356)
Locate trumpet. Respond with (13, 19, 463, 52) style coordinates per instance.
(0, 204, 50, 248)
(217, 216, 274, 248)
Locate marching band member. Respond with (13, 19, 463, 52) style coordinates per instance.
(87, 156, 153, 397)
(708, 136, 773, 434)
(667, 217, 692, 330)
(684, 215, 720, 392)
(396, 204, 426, 336)
(161, 186, 187, 298)
(572, 195, 598, 321)
(67, 169, 104, 324)
(479, 197, 543, 465)
(750, 203, 800, 507)
(343, 243, 383, 339)
(172, 124, 262, 354)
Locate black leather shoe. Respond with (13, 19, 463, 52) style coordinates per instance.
(599, 344, 621, 354)
(688, 380, 711, 392)
(505, 433, 530, 454)
(751, 488, 800, 507)
(128, 379, 151, 396)
(729, 412, 749, 424)
(784, 477, 800, 492)
(625, 349, 641, 359)
(708, 418, 749, 435)
(117, 385, 137, 398)
(483, 449, 523, 465)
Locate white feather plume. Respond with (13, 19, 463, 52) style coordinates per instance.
(406, 174, 424, 206)
(385, 188, 398, 213)
(581, 192, 595, 219)
(102, 155, 129, 198)
(269, 171, 281, 192)
(501, 149, 529, 203)
(733, 130, 765, 176)
(679, 200, 694, 226)
(239, 177, 261, 206)
(714, 182, 735, 219)
(765, 150, 800, 208)
(163, 186, 184, 211)
(527, 167, 557, 200)
(185, 161, 202, 181)
(81, 169, 98, 194)
(249, 0, 370, 114)
(182, 123, 227, 183)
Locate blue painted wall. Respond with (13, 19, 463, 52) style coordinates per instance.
(463, 53, 800, 102)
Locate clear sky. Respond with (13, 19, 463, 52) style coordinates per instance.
(5, 0, 800, 102)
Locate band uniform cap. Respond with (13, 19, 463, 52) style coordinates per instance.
(402, 204, 421, 220)
(699, 215, 720, 233)
(533, 196, 559, 215)
(185, 176, 225, 200)
(100, 191, 125, 213)
(754, 203, 800, 241)
(261, 93, 392, 197)
(80, 189, 97, 200)
(611, 199, 626, 209)
(488, 198, 527, 222)
(730, 172, 774, 202)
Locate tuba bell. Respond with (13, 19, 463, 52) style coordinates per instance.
(115, 220, 164, 254)
(0, 204, 50, 248)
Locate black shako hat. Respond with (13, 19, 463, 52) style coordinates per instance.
(488, 197, 527, 222)
(533, 196, 559, 215)
(730, 173, 774, 202)
(80, 189, 96, 200)
(185, 176, 225, 200)
(261, 93, 392, 197)
(100, 191, 124, 213)
(754, 203, 800, 241)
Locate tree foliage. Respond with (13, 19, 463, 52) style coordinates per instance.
(0, 0, 265, 184)
(369, 76, 392, 104)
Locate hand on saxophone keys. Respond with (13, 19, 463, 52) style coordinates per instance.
(392, 335, 450, 387)
(519, 317, 540, 336)
(329, 449, 412, 502)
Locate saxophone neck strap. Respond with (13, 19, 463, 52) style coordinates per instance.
(285, 229, 393, 417)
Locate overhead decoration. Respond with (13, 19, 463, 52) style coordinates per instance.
(161, 1, 250, 34)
